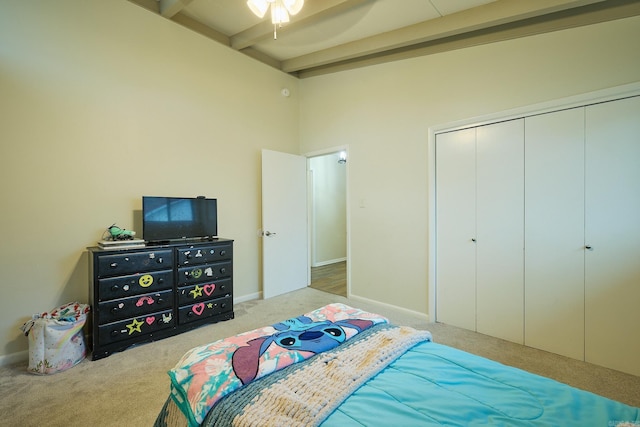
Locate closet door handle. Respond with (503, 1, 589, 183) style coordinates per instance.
(471, 238, 476, 242)
(585, 245, 593, 250)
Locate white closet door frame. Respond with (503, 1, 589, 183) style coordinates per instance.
(429, 82, 640, 324)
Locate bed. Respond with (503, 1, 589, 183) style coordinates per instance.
(154, 303, 639, 427)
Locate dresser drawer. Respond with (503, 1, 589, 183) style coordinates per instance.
(97, 290, 173, 324)
(98, 309, 175, 345)
(177, 243, 232, 266)
(98, 269, 173, 301)
(177, 278, 232, 305)
(178, 295, 232, 324)
(97, 249, 173, 277)
(177, 261, 232, 286)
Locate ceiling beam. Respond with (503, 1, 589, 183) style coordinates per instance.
(171, 12, 230, 46)
(297, 0, 640, 78)
(230, 0, 371, 50)
(159, 0, 195, 18)
(127, 0, 160, 14)
(281, 0, 607, 72)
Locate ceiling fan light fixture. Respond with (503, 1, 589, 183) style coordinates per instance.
(283, 0, 304, 16)
(247, 0, 303, 39)
(247, 0, 269, 19)
(271, 1, 290, 25)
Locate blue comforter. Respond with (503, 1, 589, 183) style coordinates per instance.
(322, 340, 640, 426)
(156, 304, 639, 426)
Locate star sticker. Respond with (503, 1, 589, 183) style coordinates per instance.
(190, 285, 204, 299)
(207, 303, 213, 309)
(126, 318, 144, 335)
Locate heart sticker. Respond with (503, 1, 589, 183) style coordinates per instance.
(145, 316, 155, 325)
(192, 303, 205, 316)
(203, 284, 216, 296)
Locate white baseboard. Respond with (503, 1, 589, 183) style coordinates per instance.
(0, 350, 27, 367)
(348, 294, 430, 322)
(234, 292, 261, 304)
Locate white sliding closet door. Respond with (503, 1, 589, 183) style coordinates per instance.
(524, 108, 585, 360)
(435, 128, 477, 331)
(585, 96, 640, 376)
(476, 120, 524, 343)
(435, 120, 524, 343)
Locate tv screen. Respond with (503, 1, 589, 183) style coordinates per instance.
(143, 196, 217, 243)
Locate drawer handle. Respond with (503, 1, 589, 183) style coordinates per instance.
(110, 330, 119, 337)
(220, 268, 226, 274)
(220, 250, 226, 256)
(111, 307, 119, 314)
(110, 285, 119, 292)
(157, 257, 164, 264)
(110, 262, 118, 268)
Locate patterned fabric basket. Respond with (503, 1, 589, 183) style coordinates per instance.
(21, 302, 90, 375)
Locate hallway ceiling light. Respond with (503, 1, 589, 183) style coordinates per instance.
(247, 0, 304, 39)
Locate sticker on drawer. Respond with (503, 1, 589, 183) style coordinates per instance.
(98, 309, 174, 344)
(178, 296, 232, 324)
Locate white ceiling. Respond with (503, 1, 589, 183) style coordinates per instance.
(129, 0, 640, 77)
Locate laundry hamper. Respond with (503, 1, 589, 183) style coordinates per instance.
(21, 302, 90, 374)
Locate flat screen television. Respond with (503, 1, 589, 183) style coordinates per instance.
(142, 196, 217, 243)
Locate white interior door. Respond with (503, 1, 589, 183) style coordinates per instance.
(261, 149, 309, 299)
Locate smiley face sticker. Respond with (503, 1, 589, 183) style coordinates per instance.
(191, 268, 203, 279)
(139, 274, 154, 287)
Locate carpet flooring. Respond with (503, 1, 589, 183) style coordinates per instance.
(1, 287, 638, 426)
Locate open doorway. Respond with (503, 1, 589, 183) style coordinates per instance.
(307, 150, 348, 297)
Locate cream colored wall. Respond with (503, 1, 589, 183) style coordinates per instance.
(2, 2, 639, 363)
(299, 16, 640, 315)
(0, 1, 299, 360)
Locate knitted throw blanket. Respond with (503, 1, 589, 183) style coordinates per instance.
(204, 324, 432, 427)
